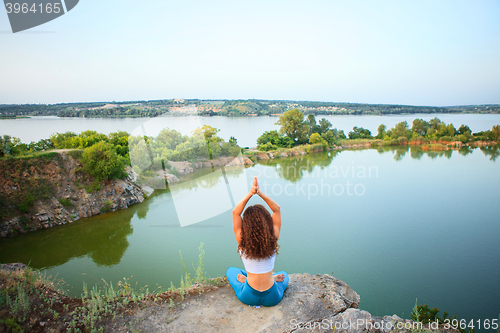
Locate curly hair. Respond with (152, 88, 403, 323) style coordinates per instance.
(238, 204, 279, 260)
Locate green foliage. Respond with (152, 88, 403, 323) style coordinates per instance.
(410, 300, 476, 333)
(376, 124, 387, 139)
(492, 125, 500, 141)
(257, 130, 293, 151)
(275, 108, 308, 144)
(86, 181, 102, 193)
(18, 194, 35, 213)
(318, 118, 332, 134)
(81, 142, 126, 181)
(177, 242, 208, 290)
(309, 133, 323, 144)
(458, 124, 472, 136)
(59, 198, 73, 207)
(387, 121, 412, 139)
(101, 200, 112, 213)
(348, 126, 372, 139)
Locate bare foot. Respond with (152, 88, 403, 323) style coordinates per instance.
(274, 274, 284, 282)
(237, 274, 246, 283)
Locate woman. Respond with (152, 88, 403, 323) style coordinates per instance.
(226, 177, 289, 307)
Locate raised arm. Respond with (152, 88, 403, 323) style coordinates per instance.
(232, 179, 259, 244)
(255, 179, 281, 240)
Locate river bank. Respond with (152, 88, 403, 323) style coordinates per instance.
(0, 263, 461, 333)
(244, 138, 498, 161)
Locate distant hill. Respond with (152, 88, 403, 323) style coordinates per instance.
(1, 99, 498, 118)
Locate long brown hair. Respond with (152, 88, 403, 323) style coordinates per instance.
(238, 204, 279, 260)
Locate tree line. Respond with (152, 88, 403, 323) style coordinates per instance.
(2, 100, 499, 117)
(256, 108, 500, 151)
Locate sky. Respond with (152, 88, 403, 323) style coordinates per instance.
(1, 0, 499, 106)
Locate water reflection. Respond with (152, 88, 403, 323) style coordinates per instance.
(480, 145, 500, 161)
(458, 146, 474, 156)
(0, 197, 155, 269)
(375, 146, 457, 160)
(258, 151, 339, 182)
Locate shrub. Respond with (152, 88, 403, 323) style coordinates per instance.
(81, 142, 125, 181)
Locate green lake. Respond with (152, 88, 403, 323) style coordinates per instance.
(1, 146, 499, 328)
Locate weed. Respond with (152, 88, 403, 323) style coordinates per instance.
(59, 197, 73, 207)
(100, 200, 112, 213)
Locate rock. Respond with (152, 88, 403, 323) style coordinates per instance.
(256, 152, 270, 160)
(113, 273, 360, 332)
(169, 161, 194, 175)
(36, 212, 49, 222)
(164, 173, 180, 184)
(103, 273, 459, 333)
(0, 263, 28, 271)
(141, 185, 154, 197)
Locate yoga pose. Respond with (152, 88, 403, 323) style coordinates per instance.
(226, 177, 289, 307)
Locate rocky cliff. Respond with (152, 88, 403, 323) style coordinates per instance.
(0, 152, 253, 238)
(0, 152, 146, 237)
(104, 273, 459, 333)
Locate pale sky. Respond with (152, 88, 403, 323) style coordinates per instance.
(1, 0, 499, 106)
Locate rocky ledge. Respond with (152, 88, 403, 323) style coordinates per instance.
(0, 167, 145, 238)
(105, 273, 459, 333)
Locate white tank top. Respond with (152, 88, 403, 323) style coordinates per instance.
(240, 252, 276, 274)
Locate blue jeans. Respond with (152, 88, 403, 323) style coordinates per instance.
(226, 267, 289, 307)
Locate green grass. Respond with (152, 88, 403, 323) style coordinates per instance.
(0, 243, 222, 332)
(59, 198, 73, 207)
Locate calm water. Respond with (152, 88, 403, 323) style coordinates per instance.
(0, 146, 499, 328)
(1, 113, 500, 148)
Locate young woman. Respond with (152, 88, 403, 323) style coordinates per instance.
(226, 177, 289, 307)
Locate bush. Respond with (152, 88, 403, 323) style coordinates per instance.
(257, 142, 278, 151)
(81, 142, 125, 181)
(309, 133, 323, 144)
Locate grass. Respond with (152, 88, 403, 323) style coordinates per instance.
(59, 198, 73, 207)
(0, 243, 226, 332)
(100, 200, 112, 213)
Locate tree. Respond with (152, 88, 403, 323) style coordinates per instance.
(348, 126, 372, 139)
(50, 131, 78, 148)
(376, 124, 387, 139)
(229, 136, 238, 145)
(0, 135, 13, 156)
(458, 125, 471, 136)
(318, 118, 332, 134)
(321, 130, 336, 145)
(391, 121, 412, 139)
(491, 125, 500, 141)
(305, 114, 319, 135)
(429, 117, 443, 130)
(275, 108, 308, 144)
(81, 141, 125, 181)
(192, 125, 222, 143)
(412, 119, 429, 136)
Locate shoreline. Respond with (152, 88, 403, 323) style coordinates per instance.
(1, 139, 497, 238)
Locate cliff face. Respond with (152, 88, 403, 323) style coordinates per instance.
(0, 152, 254, 238)
(0, 152, 145, 238)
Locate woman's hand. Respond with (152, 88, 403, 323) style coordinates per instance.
(251, 177, 261, 195)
